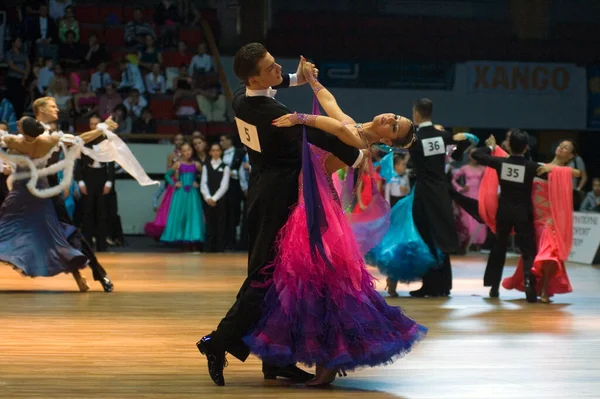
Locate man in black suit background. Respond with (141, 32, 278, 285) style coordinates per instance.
(408, 98, 470, 298)
(197, 43, 367, 386)
(471, 130, 539, 302)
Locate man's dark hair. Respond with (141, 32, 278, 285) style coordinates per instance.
(509, 129, 529, 154)
(233, 43, 268, 86)
(413, 98, 433, 119)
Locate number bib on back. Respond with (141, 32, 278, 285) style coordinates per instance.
(421, 136, 445, 156)
(500, 163, 525, 183)
(235, 117, 261, 153)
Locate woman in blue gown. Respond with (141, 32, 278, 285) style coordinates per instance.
(160, 142, 205, 249)
(0, 117, 111, 289)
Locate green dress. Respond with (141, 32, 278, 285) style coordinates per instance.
(160, 163, 205, 244)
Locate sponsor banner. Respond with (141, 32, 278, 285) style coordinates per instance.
(587, 65, 600, 129)
(568, 212, 600, 264)
(465, 61, 579, 95)
(317, 60, 455, 90)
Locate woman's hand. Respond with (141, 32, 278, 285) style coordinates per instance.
(175, 181, 182, 188)
(193, 181, 199, 188)
(272, 113, 298, 128)
(172, 162, 181, 170)
(103, 117, 118, 132)
(485, 135, 497, 149)
(537, 164, 553, 176)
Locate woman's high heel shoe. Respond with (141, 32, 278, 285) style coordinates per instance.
(306, 365, 337, 387)
(539, 292, 551, 303)
(72, 270, 89, 292)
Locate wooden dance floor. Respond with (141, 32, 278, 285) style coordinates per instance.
(1, 252, 599, 399)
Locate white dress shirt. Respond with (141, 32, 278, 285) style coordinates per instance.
(201, 160, 230, 202)
(417, 121, 433, 130)
(385, 173, 410, 204)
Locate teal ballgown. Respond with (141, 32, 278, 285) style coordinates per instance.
(160, 163, 205, 244)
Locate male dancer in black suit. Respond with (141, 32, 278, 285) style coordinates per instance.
(471, 130, 539, 302)
(32, 97, 113, 292)
(196, 43, 367, 386)
(408, 99, 470, 297)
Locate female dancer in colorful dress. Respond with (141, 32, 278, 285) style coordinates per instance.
(493, 139, 579, 303)
(452, 147, 486, 251)
(0, 117, 115, 288)
(244, 60, 426, 386)
(160, 142, 205, 250)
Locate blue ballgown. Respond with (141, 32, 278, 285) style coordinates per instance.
(0, 168, 87, 277)
(365, 189, 443, 283)
(160, 163, 205, 244)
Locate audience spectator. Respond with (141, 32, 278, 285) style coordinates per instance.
(98, 83, 123, 119)
(145, 63, 167, 95)
(581, 178, 600, 213)
(172, 64, 193, 104)
(117, 58, 145, 94)
(49, 0, 72, 21)
(171, 41, 193, 67)
(113, 104, 132, 134)
(132, 107, 157, 134)
(195, 80, 226, 122)
(5, 37, 30, 118)
(58, 30, 83, 69)
(154, 0, 180, 47)
(125, 8, 156, 49)
(47, 76, 72, 117)
(0, 92, 18, 133)
(84, 34, 109, 68)
(74, 80, 99, 118)
(188, 42, 214, 76)
(90, 62, 112, 93)
(28, 3, 59, 63)
(58, 6, 79, 43)
(34, 57, 55, 97)
(123, 89, 148, 119)
(137, 35, 163, 74)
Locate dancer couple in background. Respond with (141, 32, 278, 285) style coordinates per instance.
(0, 111, 116, 290)
(197, 43, 426, 387)
(473, 132, 578, 303)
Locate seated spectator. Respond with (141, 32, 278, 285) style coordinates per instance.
(117, 58, 145, 94)
(47, 63, 69, 99)
(58, 30, 83, 69)
(84, 34, 109, 69)
(36, 58, 55, 95)
(90, 62, 112, 93)
(123, 89, 148, 119)
(188, 43, 214, 77)
(98, 83, 123, 119)
(50, 0, 72, 21)
(58, 6, 79, 43)
(113, 104, 132, 134)
(137, 35, 163, 74)
(196, 81, 226, 122)
(581, 178, 600, 213)
(74, 80, 99, 118)
(125, 8, 156, 50)
(145, 63, 166, 95)
(132, 107, 157, 134)
(171, 41, 192, 67)
(28, 4, 59, 63)
(154, 0, 180, 47)
(47, 76, 72, 118)
(0, 92, 18, 133)
(172, 64, 194, 105)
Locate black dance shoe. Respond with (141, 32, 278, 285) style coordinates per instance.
(524, 275, 538, 303)
(489, 287, 499, 298)
(263, 364, 315, 382)
(196, 335, 227, 386)
(409, 287, 438, 297)
(100, 277, 114, 293)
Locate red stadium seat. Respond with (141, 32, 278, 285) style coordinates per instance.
(105, 27, 125, 47)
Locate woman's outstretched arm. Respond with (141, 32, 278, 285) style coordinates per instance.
(273, 113, 365, 149)
(301, 58, 355, 124)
